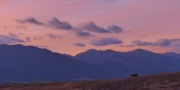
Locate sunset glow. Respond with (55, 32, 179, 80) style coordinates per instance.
(0, 0, 180, 55)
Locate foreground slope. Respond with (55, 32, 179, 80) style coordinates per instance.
(90, 72, 180, 90)
(0, 72, 180, 90)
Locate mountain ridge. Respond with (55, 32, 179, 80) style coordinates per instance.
(163, 52, 180, 58)
(0, 44, 105, 83)
(75, 48, 180, 75)
(0, 44, 179, 84)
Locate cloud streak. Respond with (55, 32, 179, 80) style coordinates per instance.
(48, 17, 73, 30)
(132, 40, 152, 46)
(73, 28, 94, 37)
(17, 17, 45, 25)
(91, 37, 122, 46)
(47, 33, 61, 39)
(81, 21, 123, 33)
(73, 43, 86, 47)
(17, 17, 123, 35)
(132, 39, 180, 47)
(47, 34, 57, 39)
(153, 39, 171, 46)
(0, 35, 25, 44)
(8, 33, 18, 37)
(26, 37, 31, 42)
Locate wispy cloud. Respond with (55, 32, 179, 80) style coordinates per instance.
(132, 39, 180, 47)
(0, 34, 25, 44)
(73, 28, 94, 38)
(91, 37, 123, 46)
(47, 33, 61, 39)
(17, 17, 123, 36)
(73, 43, 86, 47)
(48, 17, 73, 30)
(17, 17, 45, 25)
(132, 40, 152, 46)
(81, 21, 123, 33)
(26, 37, 31, 42)
(153, 39, 171, 46)
(8, 33, 18, 37)
(119, 45, 134, 47)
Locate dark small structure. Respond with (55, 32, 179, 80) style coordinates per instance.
(131, 74, 138, 77)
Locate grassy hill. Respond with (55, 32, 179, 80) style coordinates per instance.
(0, 72, 180, 90)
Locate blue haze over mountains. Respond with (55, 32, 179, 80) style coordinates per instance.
(0, 44, 180, 84)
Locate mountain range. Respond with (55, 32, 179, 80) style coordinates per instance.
(0, 44, 179, 84)
(75, 49, 180, 75)
(163, 52, 180, 58)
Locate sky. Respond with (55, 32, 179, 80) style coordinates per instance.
(0, 0, 180, 55)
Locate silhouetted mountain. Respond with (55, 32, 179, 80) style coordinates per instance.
(1, 45, 180, 84)
(0, 44, 110, 84)
(130, 48, 152, 53)
(75, 49, 180, 75)
(163, 52, 180, 58)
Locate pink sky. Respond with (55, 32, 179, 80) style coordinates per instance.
(0, 0, 180, 55)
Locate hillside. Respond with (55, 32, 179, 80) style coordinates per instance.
(0, 72, 180, 90)
(163, 52, 180, 58)
(75, 49, 180, 75)
(0, 44, 180, 84)
(0, 44, 104, 83)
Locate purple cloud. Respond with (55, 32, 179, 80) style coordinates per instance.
(119, 45, 134, 47)
(26, 37, 31, 42)
(81, 21, 123, 33)
(48, 17, 73, 30)
(169, 39, 180, 43)
(108, 25, 123, 33)
(0, 35, 25, 44)
(17, 17, 45, 25)
(132, 38, 180, 47)
(153, 39, 171, 46)
(74, 30, 94, 37)
(91, 37, 123, 46)
(81, 22, 110, 33)
(8, 33, 18, 37)
(47, 34, 57, 39)
(73, 43, 86, 47)
(132, 40, 152, 46)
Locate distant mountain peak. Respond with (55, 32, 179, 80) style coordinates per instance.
(86, 49, 98, 52)
(81, 49, 155, 55)
(105, 49, 115, 52)
(0, 44, 23, 46)
(131, 49, 150, 53)
(83, 49, 120, 54)
(163, 52, 180, 58)
(164, 52, 177, 54)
